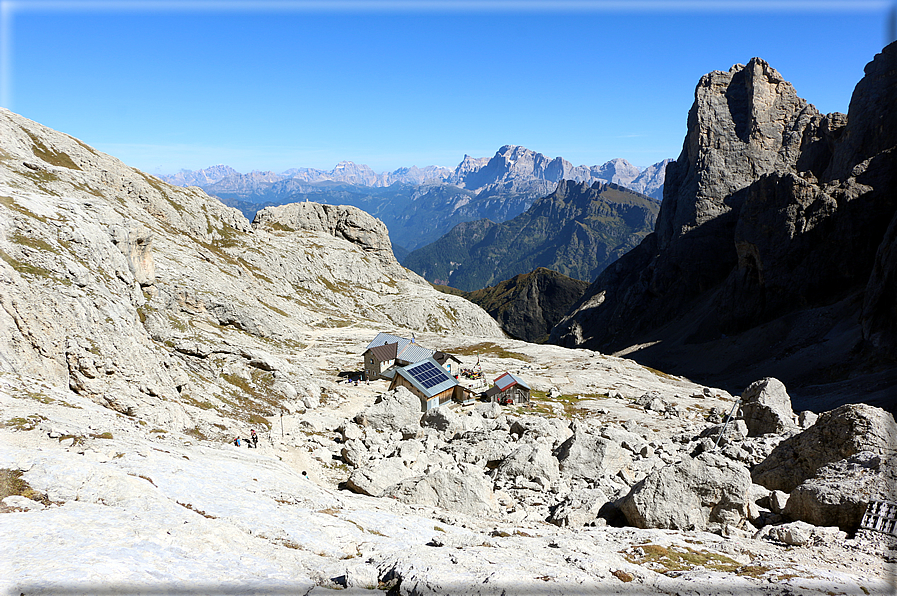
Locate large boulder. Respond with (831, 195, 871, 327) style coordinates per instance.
(783, 452, 897, 531)
(344, 457, 415, 497)
(354, 387, 422, 432)
(739, 377, 797, 436)
(554, 423, 631, 481)
(420, 406, 462, 436)
(752, 403, 897, 492)
(619, 451, 752, 531)
(493, 443, 559, 486)
(547, 488, 609, 528)
(382, 469, 499, 516)
(509, 415, 571, 446)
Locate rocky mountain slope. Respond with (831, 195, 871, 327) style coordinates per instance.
(165, 147, 669, 252)
(2, 108, 896, 594)
(457, 267, 589, 343)
(404, 180, 659, 291)
(552, 43, 897, 414)
(0, 106, 502, 433)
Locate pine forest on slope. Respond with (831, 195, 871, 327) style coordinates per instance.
(404, 180, 660, 292)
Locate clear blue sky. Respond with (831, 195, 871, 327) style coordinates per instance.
(1, 1, 893, 175)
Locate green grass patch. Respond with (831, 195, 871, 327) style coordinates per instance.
(1, 414, 46, 431)
(258, 299, 288, 317)
(448, 342, 531, 361)
(24, 130, 81, 170)
(643, 366, 678, 381)
(0, 248, 55, 280)
(623, 543, 741, 574)
(0, 468, 54, 507)
(0, 195, 48, 222)
(11, 231, 57, 254)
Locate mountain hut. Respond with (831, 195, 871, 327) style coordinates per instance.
(485, 372, 530, 405)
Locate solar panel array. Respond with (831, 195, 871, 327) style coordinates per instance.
(408, 361, 451, 389)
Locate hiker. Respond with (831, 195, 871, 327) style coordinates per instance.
(301, 471, 308, 480)
(250, 429, 258, 448)
(234, 437, 241, 447)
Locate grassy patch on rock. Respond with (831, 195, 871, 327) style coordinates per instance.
(622, 543, 741, 575)
(0, 468, 54, 508)
(449, 342, 531, 361)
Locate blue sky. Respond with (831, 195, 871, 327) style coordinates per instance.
(1, 1, 893, 175)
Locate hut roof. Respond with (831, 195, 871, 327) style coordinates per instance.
(494, 372, 530, 391)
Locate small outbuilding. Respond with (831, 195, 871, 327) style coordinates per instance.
(485, 372, 531, 405)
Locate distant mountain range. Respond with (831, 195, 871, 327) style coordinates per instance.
(161, 147, 671, 252)
(403, 180, 660, 291)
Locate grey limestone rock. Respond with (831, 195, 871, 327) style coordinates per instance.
(757, 520, 846, 546)
(354, 387, 422, 432)
(551, 43, 897, 408)
(493, 443, 560, 486)
(420, 406, 462, 436)
(739, 377, 797, 436)
(382, 469, 499, 516)
(345, 457, 415, 497)
(555, 423, 631, 481)
(783, 452, 897, 531)
(253, 201, 393, 262)
(547, 487, 609, 528)
(751, 403, 897, 492)
(620, 451, 752, 531)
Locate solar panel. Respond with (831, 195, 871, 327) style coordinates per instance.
(407, 361, 451, 389)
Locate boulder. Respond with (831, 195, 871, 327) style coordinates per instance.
(493, 443, 559, 485)
(783, 452, 897, 531)
(354, 387, 421, 432)
(555, 423, 631, 481)
(757, 520, 846, 546)
(344, 457, 414, 497)
(739, 377, 797, 436)
(619, 451, 752, 531)
(340, 439, 367, 467)
(769, 490, 789, 514)
(382, 469, 499, 516)
(752, 403, 897, 492)
(420, 406, 461, 436)
(509, 415, 570, 445)
(547, 488, 609, 528)
(798, 410, 818, 429)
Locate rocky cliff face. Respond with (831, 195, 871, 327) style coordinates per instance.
(0, 107, 502, 430)
(461, 267, 589, 343)
(552, 44, 897, 412)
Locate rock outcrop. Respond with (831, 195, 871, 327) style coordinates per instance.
(620, 451, 752, 531)
(552, 43, 897, 413)
(459, 267, 589, 343)
(751, 403, 897, 492)
(0, 107, 502, 433)
(253, 202, 394, 262)
(739, 377, 798, 436)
